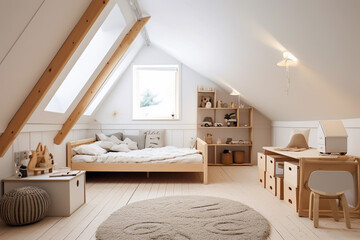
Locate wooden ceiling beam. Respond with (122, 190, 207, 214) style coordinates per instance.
(53, 16, 151, 145)
(0, 0, 109, 157)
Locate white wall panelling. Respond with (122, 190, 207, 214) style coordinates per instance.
(0, 126, 93, 196)
(272, 118, 360, 156)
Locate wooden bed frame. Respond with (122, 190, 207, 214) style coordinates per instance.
(66, 137, 208, 184)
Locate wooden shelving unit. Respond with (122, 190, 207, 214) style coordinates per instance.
(196, 88, 254, 166)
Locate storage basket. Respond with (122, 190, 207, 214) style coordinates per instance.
(234, 151, 245, 163)
(221, 153, 233, 164)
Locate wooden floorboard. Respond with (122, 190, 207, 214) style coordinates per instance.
(0, 167, 359, 240)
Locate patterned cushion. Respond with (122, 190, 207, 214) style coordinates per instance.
(0, 186, 50, 225)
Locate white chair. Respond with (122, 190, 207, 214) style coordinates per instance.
(308, 171, 353, 228)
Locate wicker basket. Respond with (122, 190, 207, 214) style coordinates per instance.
(221, 153, 233, 164)
(234, 151, 245, 163)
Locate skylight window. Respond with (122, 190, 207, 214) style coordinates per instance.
(133, 65, 180, 120)
(45, 4, 126, 113)
(83, 34, 144, 116)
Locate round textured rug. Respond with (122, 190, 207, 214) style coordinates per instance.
(96, 196, 270, 240)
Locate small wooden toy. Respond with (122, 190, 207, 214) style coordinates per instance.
(204, 133, 213, 144)
(28, 143, 54, 175)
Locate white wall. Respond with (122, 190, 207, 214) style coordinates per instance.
(94, 45, 272, 156)
(94, 45, 219, 147)
(272, 118, 360, 156)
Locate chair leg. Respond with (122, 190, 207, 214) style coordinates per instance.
(313, 193, 320, 228)
(328, 199, 339, 222)
(340, 194, 351, 229)
(309, 192, 314, 220)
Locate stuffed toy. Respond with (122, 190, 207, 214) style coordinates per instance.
(200, 96, 212, 108)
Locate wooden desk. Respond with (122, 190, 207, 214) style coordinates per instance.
(263, 147, 360, 217)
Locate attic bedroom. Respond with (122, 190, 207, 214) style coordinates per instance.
(0, 0, 359, 239)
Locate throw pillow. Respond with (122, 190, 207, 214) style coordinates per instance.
(110, 144, 130, 152)
(73, 143, 107, 155)
(95, 141, 114, 151)
(109, 135, 122, 145)
(144, 130, 164, 148)
(123, 132, 146, 149)
(123, 138, 138, 150)
(108, 132, 123, 141)
(96, 133, 108, 141)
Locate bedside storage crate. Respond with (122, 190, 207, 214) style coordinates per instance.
(2, 171, 86, 217)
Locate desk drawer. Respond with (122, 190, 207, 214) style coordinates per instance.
(258, 168, 266, 188)
(266, 155, 292, 176)
(276, 176, 284, 200)
(284, 162, 300, 187)
(258, 153, 266, 171)
(284, 181, 299, 211)
(266, 172, 276, 196)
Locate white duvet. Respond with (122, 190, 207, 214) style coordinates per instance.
(72, 146, 203, 164)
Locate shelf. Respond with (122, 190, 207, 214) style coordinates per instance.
(198, 90, 215, 93)
(197, 88, 253, 167)
(198, 126, 252, 129)
(209, 163, 252, 166)
(208, 143, 252, 147)
(197, 107, 251, 110)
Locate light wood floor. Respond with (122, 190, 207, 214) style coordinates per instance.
(0, 166, 359, 240)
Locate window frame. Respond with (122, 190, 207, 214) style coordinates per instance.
(132, 64, 181, 121)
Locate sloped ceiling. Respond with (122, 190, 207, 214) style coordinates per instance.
(0, 0, 92, 132)
(0, 0, 138, 133)
(139, 0, 360, 121)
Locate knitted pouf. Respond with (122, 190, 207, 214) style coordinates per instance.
(0, 186, 50, 225)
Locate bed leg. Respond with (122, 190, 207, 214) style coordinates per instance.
(203, 171, 208, 185)
(147, 172, 149, 178)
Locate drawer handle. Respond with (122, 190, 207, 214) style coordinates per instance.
(260, 179, 263, 183)
(288, 199, 292, 204)
(289, 167, 292, 171)
(270, 175, 272, 179)
(270, 160, 273, 163)
(288, 186, 292, 191)
(261, 156, 263, 159)
(270, 186, 273, 190)
(77, 180, 79, 187)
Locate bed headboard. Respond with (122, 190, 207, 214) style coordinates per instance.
(66, 138, 96, 168)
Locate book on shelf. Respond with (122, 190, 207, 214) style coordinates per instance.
(50, 170, 80, 177)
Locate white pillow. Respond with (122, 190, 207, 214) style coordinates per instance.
(290, 128, 310, 144)
(145, 130, 164, 148)
(96, 133, 109, 141)
(123, 137, 138, 150)
(95, 141, 114, 151)
(109, 135, 122, 145)
(73, 143, 107, 155)
(110, 143, 130, 152)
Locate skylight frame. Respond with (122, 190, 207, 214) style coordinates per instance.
(44, 4, 126, 114)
